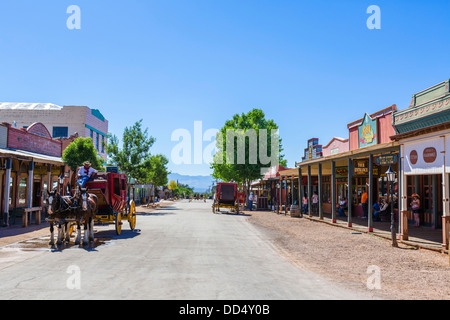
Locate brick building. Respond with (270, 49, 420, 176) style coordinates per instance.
(0, 122, 70, 227)
(0, 103, 108, 160)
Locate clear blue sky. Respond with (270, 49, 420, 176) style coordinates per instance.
(1, 0, 449, 176)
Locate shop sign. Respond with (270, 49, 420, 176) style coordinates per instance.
(34, 166, 48, 175)
(354, 159, 379, 176)
(375, 154, 398, 166)
(51, 167, 62, 176)
(358, 113, 378, 148)
(335, 167, 348, 178)
(410, 150, 418, 165)
(423, 147, 437, 164)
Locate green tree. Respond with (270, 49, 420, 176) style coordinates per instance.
(211, 108, 286, 207)
(174, 183, 194, 198)
(62, 137, 104, 172)
(145, 154, 170, 203)
(107, 119, 156, 183)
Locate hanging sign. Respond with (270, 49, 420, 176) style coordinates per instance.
(353, 160, 379, 176)
(358, 113, 378, 148)
(375, 154, 398, 166)
(354, 160, 369, 175)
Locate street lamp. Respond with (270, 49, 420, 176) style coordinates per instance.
(385, 166, 398, 247)
(59, 174, 64, 195)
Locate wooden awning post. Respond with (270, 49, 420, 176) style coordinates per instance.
(308, 165, 312, 217)
(298, 167, 303, 217)
(331, 161, 336, 223)
(318, 163, 323, 220)
(3, 159, 12, 227)
(348, 158, 353, 228)
(27, 161, 34, 209)
(368, 154, 374, 232)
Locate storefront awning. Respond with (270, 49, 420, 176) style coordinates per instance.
(0, 148, 64, 166)
(294, 142, 400, 176)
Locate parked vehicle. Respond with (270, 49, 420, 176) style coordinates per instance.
(212, 182, 239, 214)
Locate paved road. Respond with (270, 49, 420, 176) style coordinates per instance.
(0, 200, 372, 300)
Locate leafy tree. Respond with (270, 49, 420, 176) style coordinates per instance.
(174, 183, 194, 198)
(63, 137, 104, 172)
(168, 180, 177, 190)
(211, 108, 286, 207)
(106, 119, 156, 183)
(145, 154, 170, 203)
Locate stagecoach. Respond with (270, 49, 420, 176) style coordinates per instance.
(212, 182, 240, 214)
(84, 172, 137, 235)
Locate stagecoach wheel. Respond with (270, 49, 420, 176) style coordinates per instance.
(129, 200, 137, 230)
(115, 212, 122, 235)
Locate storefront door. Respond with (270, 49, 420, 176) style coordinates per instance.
(406, 175, 442, 228)
(33, 180, 41, 207)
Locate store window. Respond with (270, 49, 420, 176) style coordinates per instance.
(18, 178, 27, 206)
(9, 177, 14, 206)
(53, 127, 69, 138)
(322, 176, 331, 203)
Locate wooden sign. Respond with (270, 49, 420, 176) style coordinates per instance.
(353, 160, 379, 176)
(375, 154, 398, 166)
(423, 147, 437, 164)
(354, 160, 369, 175)
(335, 167, 348, 178)
(410, 150, 418, 165)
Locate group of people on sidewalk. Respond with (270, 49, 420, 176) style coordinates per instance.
(247, 187, 422, 227)
(299, 187, 422, 226)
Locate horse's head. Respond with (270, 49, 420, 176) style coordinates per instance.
(79, 188, 90, 211)
(46, 189, 61, 215)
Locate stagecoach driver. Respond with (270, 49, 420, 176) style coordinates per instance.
(77, 161, 98, 188)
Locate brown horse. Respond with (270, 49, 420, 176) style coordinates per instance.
(46, 189, 76, 245)
(74, 187, 98, 245)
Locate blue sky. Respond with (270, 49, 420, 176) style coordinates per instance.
(0, 0, 449, 176)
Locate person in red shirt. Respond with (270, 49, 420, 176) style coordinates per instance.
(361, 188, 368, 218)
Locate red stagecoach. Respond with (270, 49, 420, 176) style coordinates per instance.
(84, 172, 137, 235)
(212, 182, 240, 214)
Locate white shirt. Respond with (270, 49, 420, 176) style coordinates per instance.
(312, 194, 319, 204)
(78, 166, 98, 177)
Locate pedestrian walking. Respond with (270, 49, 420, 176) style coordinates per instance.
(312, 191, 319, 214)
(411, 193, 421, 227)
(361, 187, 368, 218)
(302, 193, 308, 214)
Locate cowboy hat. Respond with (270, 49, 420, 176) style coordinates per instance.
(412, 193, 420, 198)
(83, 161, 91, 166)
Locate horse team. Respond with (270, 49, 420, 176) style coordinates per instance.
(46, 187, 98, 246)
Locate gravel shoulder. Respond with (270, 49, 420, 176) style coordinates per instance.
(245, 210, 450, 300)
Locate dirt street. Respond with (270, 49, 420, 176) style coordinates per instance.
(245, 210, 450, 300)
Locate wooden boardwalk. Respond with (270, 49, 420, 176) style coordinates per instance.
(289, 211, 445, 253)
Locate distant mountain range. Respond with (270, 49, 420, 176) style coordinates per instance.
(168, 173, 215, 193)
